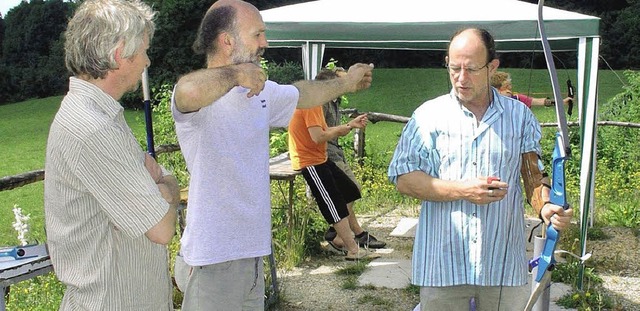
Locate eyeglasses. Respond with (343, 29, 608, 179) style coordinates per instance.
(446, 62, 490, 76)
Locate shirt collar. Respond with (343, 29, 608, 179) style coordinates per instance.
(69, 77, 123, 118)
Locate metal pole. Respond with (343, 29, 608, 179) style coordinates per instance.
(531, 235, 551, 311)
(142, 67, 155, 158)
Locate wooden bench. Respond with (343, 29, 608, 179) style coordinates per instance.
(0, 245, 52, 311)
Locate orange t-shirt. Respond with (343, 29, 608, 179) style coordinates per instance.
(288, 106, 328, 170)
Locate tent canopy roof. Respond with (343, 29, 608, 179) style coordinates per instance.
(261, 0, 600, 52)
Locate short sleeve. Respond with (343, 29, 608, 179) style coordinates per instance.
(388, 116, 434, 185)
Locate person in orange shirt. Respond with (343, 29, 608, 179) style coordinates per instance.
(288, 68, 380, 261)
(320, 68, 386, 253)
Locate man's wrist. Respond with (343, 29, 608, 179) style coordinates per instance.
(544, 98, 554, 107)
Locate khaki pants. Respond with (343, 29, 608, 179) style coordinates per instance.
(181, 257, 264, 311)
(419, 284, 529, 311)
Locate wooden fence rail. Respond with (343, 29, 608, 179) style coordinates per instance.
(0, 148, 183, 192)
(2, 110, 640, 192)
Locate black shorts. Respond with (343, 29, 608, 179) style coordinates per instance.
(301, 160, 362, 224)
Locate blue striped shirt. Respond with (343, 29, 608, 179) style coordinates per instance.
(388, 88, 542, 287)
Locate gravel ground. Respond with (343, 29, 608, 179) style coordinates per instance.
(269, 205, 640, 311)
(272, 205, 419, 311)
(587, 227, 640, 310)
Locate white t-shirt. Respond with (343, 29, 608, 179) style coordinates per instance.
(172, 81, 298, 266)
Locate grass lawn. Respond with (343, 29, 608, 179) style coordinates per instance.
(347, 67, 627, 155)
(0, 97, 145, 246)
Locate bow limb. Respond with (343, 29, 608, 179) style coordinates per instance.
(537, 0, 570, 148)
(524, 269, 553, 311)
(525, 1, 572, 310)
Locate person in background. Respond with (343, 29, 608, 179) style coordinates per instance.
(491, 71, 571, 108)
(288, 67, 382, 261)
(388, 28, 573, 310)
(44, 0, 179, 309)
(171, 0, 373, 309)
(315, 67, 386, 253)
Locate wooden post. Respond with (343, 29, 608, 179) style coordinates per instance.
(354, 128, 365, 166)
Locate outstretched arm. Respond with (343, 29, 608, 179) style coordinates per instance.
(173, 63, 267, 113)
(294, 63, 374, 109)
(308, 114, 368, 144)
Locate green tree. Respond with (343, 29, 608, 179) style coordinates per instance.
(600, 3, 640, 69)
(1, 0, 72, 103)
(0, 13, 5, 58)
(146, 0, 210, 86)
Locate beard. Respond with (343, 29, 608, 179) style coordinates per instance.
(231, 39, 264, 65)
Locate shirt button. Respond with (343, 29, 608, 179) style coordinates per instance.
(472, 162, 477, 165)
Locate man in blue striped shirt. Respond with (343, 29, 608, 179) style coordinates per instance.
(388, 28, 574, 310)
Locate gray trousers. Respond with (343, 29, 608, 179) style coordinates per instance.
(181, 257, 264, 311)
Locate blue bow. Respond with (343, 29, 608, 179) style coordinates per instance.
(524, 1, 572, 310)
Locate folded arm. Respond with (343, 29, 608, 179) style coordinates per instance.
(396, 171, 508, 205)
(143, 154, 179, 245)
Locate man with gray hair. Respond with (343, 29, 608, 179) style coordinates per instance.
(44, 0, 179, 309)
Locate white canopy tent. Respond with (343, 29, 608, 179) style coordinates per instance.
(262, 0, 600, 266)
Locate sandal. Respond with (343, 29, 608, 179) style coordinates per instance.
(323, 240, 347, 255)
(356, 231, 387, 249)
(324, 226, 337, 242)
(345, 249, 381, 261)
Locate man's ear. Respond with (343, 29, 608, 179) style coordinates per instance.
(113, 41, 125, 69)
(488, 59, 500, 73)
(220, 32, 234, 55)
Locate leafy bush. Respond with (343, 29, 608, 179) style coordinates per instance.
(265, 60, 304, 84)
(593, 70, 640, 228)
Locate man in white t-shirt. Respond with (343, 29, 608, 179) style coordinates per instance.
(171, 0, 374, 309)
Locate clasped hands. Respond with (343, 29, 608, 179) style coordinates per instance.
(145, 153, 180, 208)
(466, 176, 573, 230)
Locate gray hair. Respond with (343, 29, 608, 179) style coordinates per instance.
(64, 0, 156, 79)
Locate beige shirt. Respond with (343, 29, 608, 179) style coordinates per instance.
(44, 77, 173, 310)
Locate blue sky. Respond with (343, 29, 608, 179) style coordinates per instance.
(1, 0, 23, 17)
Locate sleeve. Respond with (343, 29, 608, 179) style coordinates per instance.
(267, 82, 299, 128)
(76, 126, 168, 239)
(300, 106, 326, 128)
(388, 116, 434, 185)
(515, 94, 533, 108)
(521, 109, 543, 155)
(171, 84, 203, 128)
